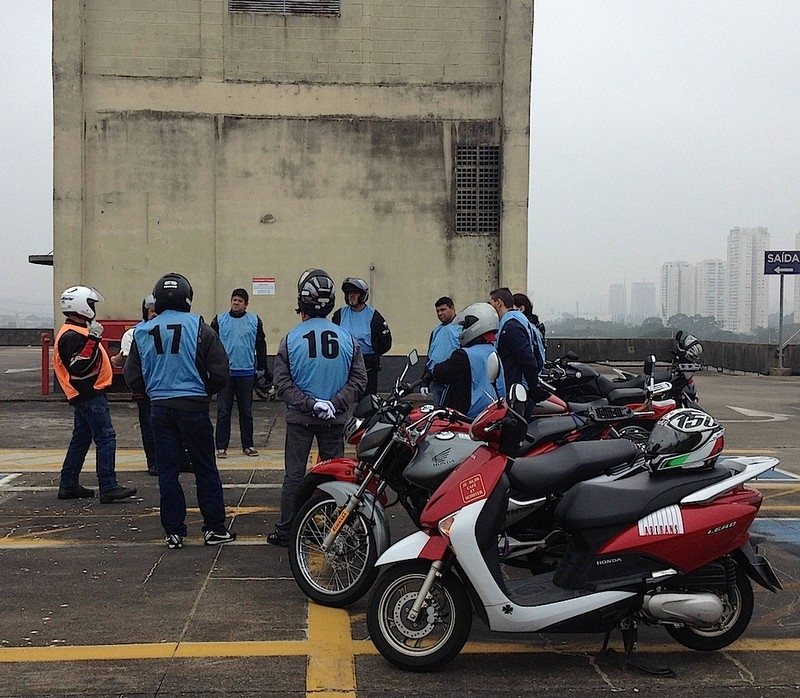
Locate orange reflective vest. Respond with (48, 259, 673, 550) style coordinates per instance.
(53, 323, 113, 400)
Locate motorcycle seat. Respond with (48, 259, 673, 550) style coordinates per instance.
(606, 387, 647, 405)
(508, 440, 641, 498)
(554, 465, 731, 531)
(523, 414, 585, 448)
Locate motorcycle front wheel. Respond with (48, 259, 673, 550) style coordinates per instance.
(367, 560, 472, 672)
(288, 492, 380, 607)
(665, 564, 754, 651)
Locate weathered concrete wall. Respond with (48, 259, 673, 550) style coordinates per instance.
(53, 0, 533, 352)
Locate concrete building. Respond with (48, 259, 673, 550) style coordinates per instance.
(52, 0, 533, 354)
(693, 259, 726, 324)
(660, 261, 692, 321)
(726, 227, 769, 334)
(608, 283, 626, 323)
(629, 281, 656, 325)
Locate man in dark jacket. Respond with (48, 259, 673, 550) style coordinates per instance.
(332, 277, 391, 397)
(124, 272, 234, 550)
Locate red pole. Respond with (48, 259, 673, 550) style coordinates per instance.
(41, 333, 51, 396)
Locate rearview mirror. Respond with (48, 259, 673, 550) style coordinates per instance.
(644, 355, 656, 377)
(407, 349, 419, 366)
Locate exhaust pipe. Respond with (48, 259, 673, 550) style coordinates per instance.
(643, 592, 724, 627)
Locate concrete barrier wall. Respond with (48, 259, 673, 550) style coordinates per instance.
(2, 331, 796, 388)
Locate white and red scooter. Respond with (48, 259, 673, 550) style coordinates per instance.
(366, 385, 782, 672)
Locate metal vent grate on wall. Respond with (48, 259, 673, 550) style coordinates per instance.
(229, 0, 340, 15)
(455, 143, 500, 235)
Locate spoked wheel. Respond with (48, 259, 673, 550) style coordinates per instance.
(367, 560, 472, 672)
(288, 492, 380, 607)
(665, 564, 754, 651)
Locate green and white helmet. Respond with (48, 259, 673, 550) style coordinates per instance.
(644, 408, 724, 473)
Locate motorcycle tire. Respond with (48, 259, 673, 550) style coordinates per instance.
(664, 564, 754, 651)
(288, 492, 381, 608)
(367, 560, 472, 672)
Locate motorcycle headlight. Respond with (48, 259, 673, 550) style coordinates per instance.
(438, 515, 456, 539)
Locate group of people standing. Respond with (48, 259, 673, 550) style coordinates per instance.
(53, 269, 392, 550)
(421, 288, 546, 421)
(53, 270, 541, 550)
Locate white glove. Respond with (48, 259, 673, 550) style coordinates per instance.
(313, 399, 336, 420)
(88, 320, 104, 339)
(420, 386, 430, 397)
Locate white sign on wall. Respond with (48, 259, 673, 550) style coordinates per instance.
(252, 277, 276, 295)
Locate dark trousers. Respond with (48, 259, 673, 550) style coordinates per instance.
(60, 392, 118, 493)
(215, 374, 256, 451)
(275, 421, 344, 537)
(364, 353, 380, 396)
(136, 396, 156, 469)
(151, 404, 227, 537)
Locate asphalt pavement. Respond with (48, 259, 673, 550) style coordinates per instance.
(2, 346, 800, 697)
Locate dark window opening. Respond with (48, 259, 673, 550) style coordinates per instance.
(229, 0, 340, 16)
(455, 143, 500, 235)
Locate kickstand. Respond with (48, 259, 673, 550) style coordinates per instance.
(602, 621, 675, 677)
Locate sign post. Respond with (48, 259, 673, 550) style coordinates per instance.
(764, 250, 800, 371)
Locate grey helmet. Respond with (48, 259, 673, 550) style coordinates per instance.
(298, 268, 336, 317)
(455, 302, 499, 346)
(60, 286, 104, 320)
(342, 277, 369, 305)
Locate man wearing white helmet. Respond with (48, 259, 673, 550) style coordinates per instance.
(54, 286, 137, 503)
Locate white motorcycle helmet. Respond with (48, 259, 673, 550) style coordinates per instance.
(676, 331, 703, 361)
(455, 302, 499, 346)
(60, 286, 105, 320)
(644, 408, 724, 473)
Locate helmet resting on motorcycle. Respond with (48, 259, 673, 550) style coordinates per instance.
(678, 333, 703, 361)
(644, 408, 724, 473)
(455, 302, 499, 346)
(298, 268, 336, 317)
(341, 277, 369, 305)
(153, 273, 193, 313)
(60, 286, 104, 320)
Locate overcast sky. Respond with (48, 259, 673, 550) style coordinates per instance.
(2, 1, 799, 320)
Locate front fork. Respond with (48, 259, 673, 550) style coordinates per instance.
(407, 560, 446, 622)
(320, 467, 388, 552)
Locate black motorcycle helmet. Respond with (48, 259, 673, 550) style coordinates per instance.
(153, 273, 193, 313)
(341, 277, 369, 305)
(297, 269, 336, 317)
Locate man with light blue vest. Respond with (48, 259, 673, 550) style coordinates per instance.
(267, 269, 367, 547)
(420, 296, 461, 406)
(211, 288, 268, 458)
(124, 272, 235, 550)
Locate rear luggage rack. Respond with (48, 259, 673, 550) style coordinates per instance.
(587, 405, 635, 422)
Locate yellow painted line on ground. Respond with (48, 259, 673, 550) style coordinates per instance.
(3, 635, 800, 665)
(306, 604, 357, 697)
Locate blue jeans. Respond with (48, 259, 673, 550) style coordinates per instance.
(60, 392, 118, 493)
(151, 404, 227, 537)
(215, 374, 255, 451)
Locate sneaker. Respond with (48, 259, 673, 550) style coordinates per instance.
(99, 486, 137, 503)
(165, 533, 184, 549)
(58, 485, 94, 500)
(243, 447, 259, 457)
(267, 531, 288, 548)
(203, 529, 237, 546)
(216, 449, 227, 459)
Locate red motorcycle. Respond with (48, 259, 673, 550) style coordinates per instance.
(366, 387, 782, 672)
(288, 353, 670, 607)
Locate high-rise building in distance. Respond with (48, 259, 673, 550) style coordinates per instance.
(630, 282, 656, 324)
(608, 283, 626, 322)
(726, 227, 769, 333)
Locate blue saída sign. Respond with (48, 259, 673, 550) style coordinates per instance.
(764, 250, 800, 275)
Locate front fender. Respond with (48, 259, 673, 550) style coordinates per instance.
(317, 480, 390, 557)
(375, 531, 449, 567)
(294, 458, 360, 510)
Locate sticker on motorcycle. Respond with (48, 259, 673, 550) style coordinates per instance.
(638, 504, 684, 536)
(460, 474, 486, 504)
